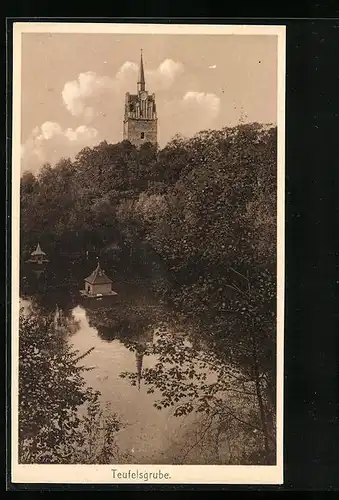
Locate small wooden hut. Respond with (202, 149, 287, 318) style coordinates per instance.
(81, 262, 117, 298)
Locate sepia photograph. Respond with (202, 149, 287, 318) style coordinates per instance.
(11, 22, 285, 485)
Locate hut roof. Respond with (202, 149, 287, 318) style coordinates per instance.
(85, 262, 112, 285)
(31, 243, 46, 256)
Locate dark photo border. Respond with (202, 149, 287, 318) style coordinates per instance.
(5, 16, 339, 492)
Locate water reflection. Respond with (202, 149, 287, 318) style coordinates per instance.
(84, 304, 155, 392)
(19, 259, 274, 465)
(68, 305, 195, 463)
(20, 261, 198, 463)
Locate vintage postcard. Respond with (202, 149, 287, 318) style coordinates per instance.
(11, 22, 285, 485)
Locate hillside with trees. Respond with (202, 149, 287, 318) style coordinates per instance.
(20, 122, 277, 464)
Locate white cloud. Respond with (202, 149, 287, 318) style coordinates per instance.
(61, 58, 185, 121)
(22, 59, 223, 173)
(182, 91, 221, 120)
(39, 121, 63, 140)
(21, 121, 99, 174)
(147, 59, 184, 90)
(62, 71, 114, 117)
(64, 124, 99, 141)
(116, 61, 138, 83)
(160, 91, 221, 143)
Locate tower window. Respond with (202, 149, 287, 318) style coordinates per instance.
(141, 132, 145, 139)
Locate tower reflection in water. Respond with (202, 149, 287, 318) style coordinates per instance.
(85, 304, 155, 391)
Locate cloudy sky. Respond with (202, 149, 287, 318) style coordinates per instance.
(20, 32, 278, 174)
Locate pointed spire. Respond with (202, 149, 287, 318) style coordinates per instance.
(31, 242, 46, 256)
(93, 260, 102, 279)
(95, 257, 102, 274)
(137, 49, 145, 93)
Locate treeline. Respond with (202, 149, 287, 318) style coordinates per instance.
(21, 123, 277, 462)
(21, 123, 276, 268)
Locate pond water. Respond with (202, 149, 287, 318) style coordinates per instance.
(69, 305, 198, 464)
(19, 259, 215, 464)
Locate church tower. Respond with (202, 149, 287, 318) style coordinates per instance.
(123, 50, 158, 147)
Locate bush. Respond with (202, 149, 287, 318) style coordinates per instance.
(19, 305, 128, 464)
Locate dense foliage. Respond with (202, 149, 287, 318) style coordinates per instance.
(20, 122, 277, 464)
(19, 304, 127, 464)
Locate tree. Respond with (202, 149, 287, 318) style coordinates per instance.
(120, 318, 276, 465)
(117, 123, 277, 465)
(20, 123, 278, 465)
(19, 304, 128, 464)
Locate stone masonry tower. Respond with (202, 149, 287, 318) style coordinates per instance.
(123, 50, 158, 147)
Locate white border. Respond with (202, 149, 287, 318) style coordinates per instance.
(11, 22, 286, 485)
